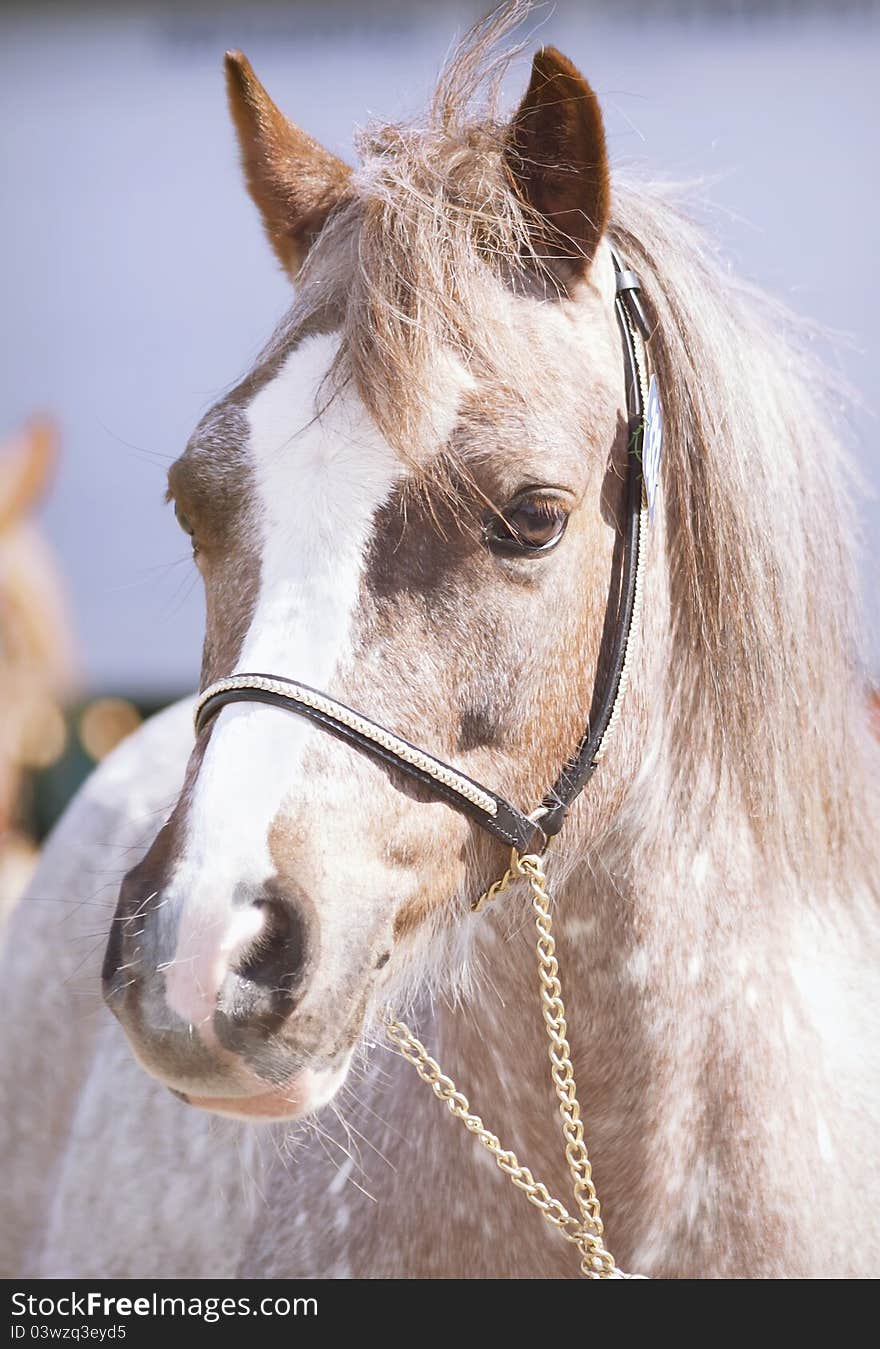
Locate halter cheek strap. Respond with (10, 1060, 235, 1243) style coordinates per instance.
(194, 247, 653, 856)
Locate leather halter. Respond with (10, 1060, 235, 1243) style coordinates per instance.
(194, 247, 653, 856)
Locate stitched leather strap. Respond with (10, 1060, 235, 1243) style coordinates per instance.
(536, 249, 648, 836)
(194, 676, 543, 853)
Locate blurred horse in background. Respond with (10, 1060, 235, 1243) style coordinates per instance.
(0, 418, 75, 918)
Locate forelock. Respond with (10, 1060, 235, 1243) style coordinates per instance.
(289, 8, 564, 473)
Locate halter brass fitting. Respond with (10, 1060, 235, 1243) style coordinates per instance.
(471, 848, 524, 913)
(471, 827, 553, 914)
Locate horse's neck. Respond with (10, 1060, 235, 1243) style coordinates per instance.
(432, 810, 830, 1271)
(418, 532, 875, 1274)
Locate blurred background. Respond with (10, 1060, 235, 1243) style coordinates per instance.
(1, 0, 878, 887)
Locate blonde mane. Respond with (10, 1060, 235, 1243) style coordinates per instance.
(610, 188, 876, 883)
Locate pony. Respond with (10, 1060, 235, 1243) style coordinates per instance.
(2, 9, 877, 1279)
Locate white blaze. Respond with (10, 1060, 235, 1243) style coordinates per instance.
(164, 333, 402, 1023)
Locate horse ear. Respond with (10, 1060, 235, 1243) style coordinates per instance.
(506, 47, 610, 285)
(0, 418, 57, 533)
(225, 50, 352, 279)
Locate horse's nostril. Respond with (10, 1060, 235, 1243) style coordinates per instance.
(234, 899, 298, 984)
(215, 896, 310, 1046)
(222, 896, 310, 1032)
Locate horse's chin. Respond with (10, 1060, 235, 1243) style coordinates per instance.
(168, 1056, 353, 1124)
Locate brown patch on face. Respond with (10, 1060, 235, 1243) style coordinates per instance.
(393, 892, 443, 943)
(167, 403, 258, 685)
(385, 828, 475, 949)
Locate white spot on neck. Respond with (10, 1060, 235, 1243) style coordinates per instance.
(691, 849, 709, 886)
(816, 1114, 835, 1163)
(626, 946, 651, 987)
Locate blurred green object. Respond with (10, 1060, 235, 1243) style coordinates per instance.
(23, 696, 182, 843)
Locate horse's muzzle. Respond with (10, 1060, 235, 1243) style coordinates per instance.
(102, 853, 355, 1118)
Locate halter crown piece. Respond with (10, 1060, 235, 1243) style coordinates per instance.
(193, 246, 654, 1280)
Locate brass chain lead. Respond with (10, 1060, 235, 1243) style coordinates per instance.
(385, 850, 643, 1280)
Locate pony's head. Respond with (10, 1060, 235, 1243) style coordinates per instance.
(102, 29, 644, 1119)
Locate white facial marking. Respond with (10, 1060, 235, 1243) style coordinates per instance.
(165, 333, 403, 1024)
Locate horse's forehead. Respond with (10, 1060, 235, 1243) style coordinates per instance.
(173, 279, 620, 539)
(182, 325, 333, 473)
(181, 326, 474, 484)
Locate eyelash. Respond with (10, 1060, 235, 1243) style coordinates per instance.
(482, 492, 570, 556)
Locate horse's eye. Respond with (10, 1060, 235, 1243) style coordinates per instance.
(174, 502, 195, 537)
(173, 501, 200, 556)
(484, 494, 569, 556)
